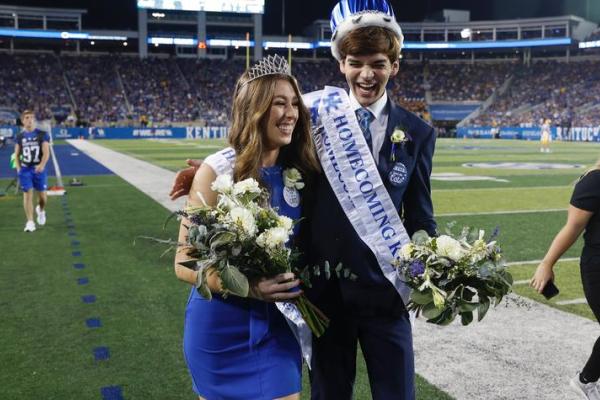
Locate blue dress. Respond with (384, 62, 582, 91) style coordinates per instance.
(183, 165, 302, 400)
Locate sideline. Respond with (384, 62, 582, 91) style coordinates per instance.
(70, 139, 591, 400)
(67, 139, 183, 213)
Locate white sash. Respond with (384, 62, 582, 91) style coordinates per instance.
(204, 148, 313, 367)
(303, 87, 412, 304)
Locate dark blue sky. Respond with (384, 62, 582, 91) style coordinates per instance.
(11, 0, 600, 34)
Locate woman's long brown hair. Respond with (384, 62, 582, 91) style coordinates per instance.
(228, 71, 320, 185)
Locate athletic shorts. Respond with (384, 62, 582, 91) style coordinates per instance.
(18, 166, 47, 192)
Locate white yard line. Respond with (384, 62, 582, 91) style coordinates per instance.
(438, 208, 566, 217)
(556, 299, 588, 305)
(70, 139, 593, 400)
(433, 185, 571, 192)
(67, 139, 183, 213)
(506, 257, 579, 266)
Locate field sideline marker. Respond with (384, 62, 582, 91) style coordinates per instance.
(438, 208, 566, 217)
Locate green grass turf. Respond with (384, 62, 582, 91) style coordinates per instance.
(0, 175, 191, 399)
(3, 137, 597, 398)
(0, 175, 451, 400)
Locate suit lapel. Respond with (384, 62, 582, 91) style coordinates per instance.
(378, 99, 404, 176)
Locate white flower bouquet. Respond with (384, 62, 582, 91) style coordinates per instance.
(395, 224, 513, 326)
(178, 174, 329, 337)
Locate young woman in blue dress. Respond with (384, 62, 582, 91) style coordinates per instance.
(173, 56, 320, 400)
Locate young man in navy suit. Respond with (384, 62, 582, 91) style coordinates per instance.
(168, 2, 436, 398)
(305, 1, 436, 399)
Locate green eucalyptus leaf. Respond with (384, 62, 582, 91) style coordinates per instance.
(411, 289, 433, 305)
(195, 265, 213, 300)
(458, 301, 478, 313)
(210, 231, 236, 251)
(478, 297, 490, 322)
(313, 265, 321, 276)
(422, 302, 444, 320)
(428, 308, 456, 326)
(178, 259, 200, 270)
(334, 262, 343, 278)
(220, 263, 249, 297)
(197, 280, 212, 301)
(460, 311, 473, 326)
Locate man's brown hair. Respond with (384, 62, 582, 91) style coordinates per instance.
(338, 26, 401, 62)
(21, 110, 34, 118)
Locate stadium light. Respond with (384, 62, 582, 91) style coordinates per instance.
(90, 41, 95, 45)
(0, 28, 126, 41)
(263, 41, 313, 49)
(460, 28, 472, 39)
(403, 37, 571, 50)
(579, 40, 600, 49)
(123, 41, 128, 46)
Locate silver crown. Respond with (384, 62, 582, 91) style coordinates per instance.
(246, 54, 291, 84)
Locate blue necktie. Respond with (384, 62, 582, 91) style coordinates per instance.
(356, 108, 374, 151)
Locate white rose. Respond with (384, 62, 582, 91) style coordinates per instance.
(229, 207, 257, 236)
(435, 235, 465, 262)
(278, 215, 294, 232)
(400, 243, 414, 260)
(217, 195, 236, 211)
(470, 239, 488, 263)
(283, 168, 304, 190)
(211, 174, 233, 193)
(267, 227, 289, 247)
(257, 227, 289, 249)
(233, 178, 261, 196)
(391, 129, 406, 143)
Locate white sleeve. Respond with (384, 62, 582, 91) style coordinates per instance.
(204, 147, 236, 176)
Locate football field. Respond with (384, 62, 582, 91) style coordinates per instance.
(1, 138, 599, 399)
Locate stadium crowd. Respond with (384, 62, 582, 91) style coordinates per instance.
(428, 62, 514, 102)
(1, 53, 600, 128)
(472, 60, 600, 127)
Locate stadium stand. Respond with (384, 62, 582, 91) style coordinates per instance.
(428, 62, 515, 102)
(1, 53, 600, 129)
(472, 60, 600, 127)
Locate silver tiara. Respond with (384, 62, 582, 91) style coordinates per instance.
(245, 54, 292, 84)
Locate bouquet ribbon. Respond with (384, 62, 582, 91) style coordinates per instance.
(304, 87, 412, 305)
(275, 302, 313, 367)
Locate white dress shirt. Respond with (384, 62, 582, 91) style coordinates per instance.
(349, 91, 389, 164)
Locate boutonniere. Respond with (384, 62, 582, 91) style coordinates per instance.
(390, 126, 411, 162)
(283, 168, 305, 190)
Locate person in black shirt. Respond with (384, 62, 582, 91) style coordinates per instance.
(530, 159, 600, 400)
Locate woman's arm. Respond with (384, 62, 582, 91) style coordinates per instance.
(174, 163, 219, 288)
(173, 164, 302, 301)
(530, 205, 594, 293)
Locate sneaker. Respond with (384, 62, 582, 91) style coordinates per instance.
(24, 221, 36, 232)
(570, 373, 600, 400)
(35, 205, 46, 226)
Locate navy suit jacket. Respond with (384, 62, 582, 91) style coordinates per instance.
(307, 95, 436, 315)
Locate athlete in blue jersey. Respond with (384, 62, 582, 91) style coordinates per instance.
(14, 110, 50, 232)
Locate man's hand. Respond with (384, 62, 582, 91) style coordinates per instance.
(34, 164, 45, 174)
(169, 159, 203, 200)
